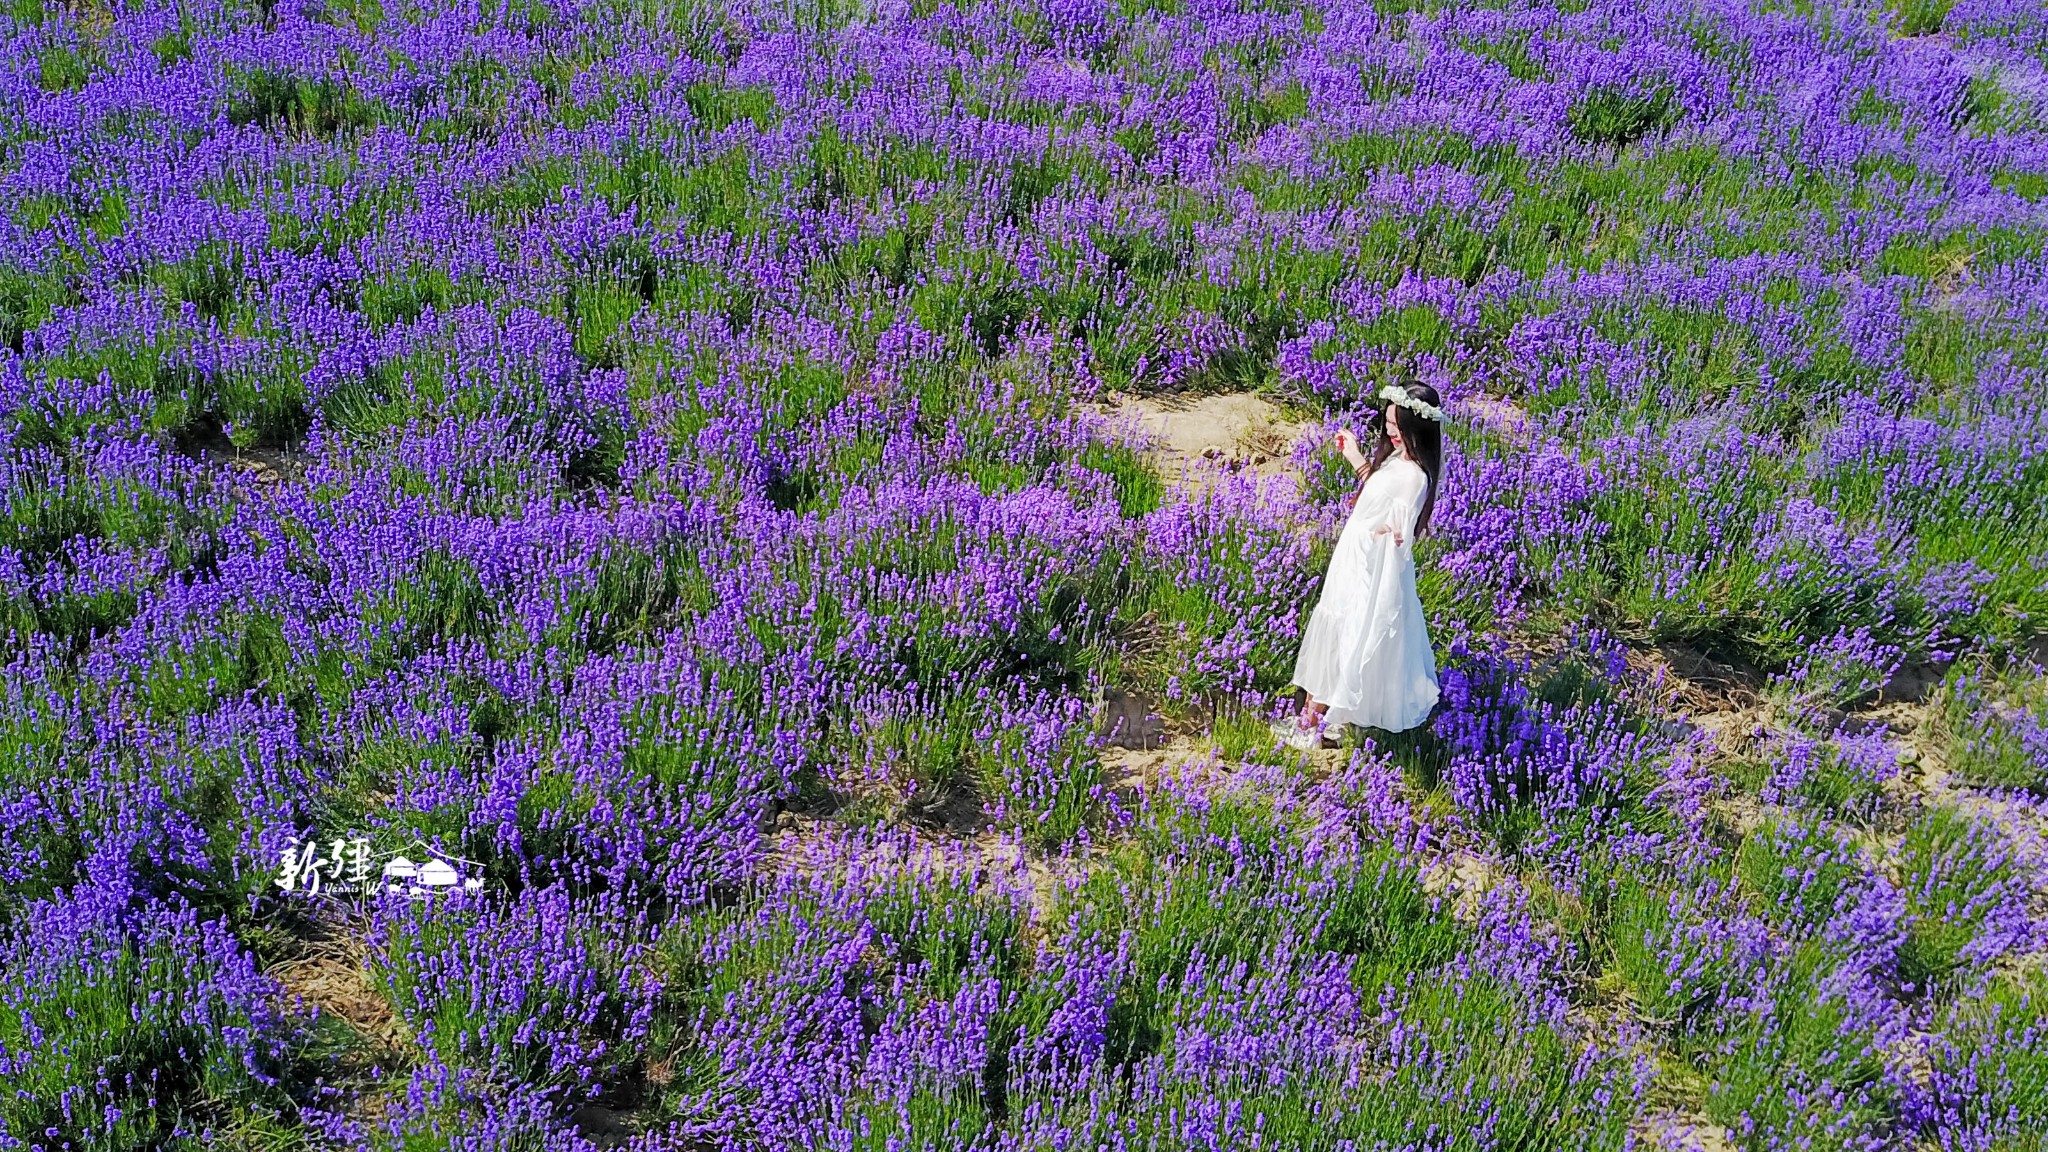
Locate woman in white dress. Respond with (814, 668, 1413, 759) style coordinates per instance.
(1278, 382, 1446, 750)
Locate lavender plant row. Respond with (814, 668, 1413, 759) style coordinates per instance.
(1, 0, 2045, 1148)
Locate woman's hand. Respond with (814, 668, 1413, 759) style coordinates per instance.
(1374, 523, 1405, 544)
(1334, 428, 1369, 473)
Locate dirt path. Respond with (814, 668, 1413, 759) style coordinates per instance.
(1094, 390, 1305, 486)
(266, 923, 411, 1126)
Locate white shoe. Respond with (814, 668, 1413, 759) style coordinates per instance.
(1284, 725, 1321, 752)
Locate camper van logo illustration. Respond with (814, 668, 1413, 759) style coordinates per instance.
(275, 834, 484, 898)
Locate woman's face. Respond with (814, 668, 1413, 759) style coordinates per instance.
(1385, 407, 1406, 454)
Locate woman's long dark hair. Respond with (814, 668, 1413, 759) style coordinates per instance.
(1362, 382, 1444, 537)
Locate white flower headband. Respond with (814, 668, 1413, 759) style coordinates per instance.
(1379, 384, 1447, 423)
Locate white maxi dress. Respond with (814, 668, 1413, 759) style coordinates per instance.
(1289, 456, 1439, 732)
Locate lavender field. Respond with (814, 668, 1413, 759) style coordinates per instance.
(4, 0, 2048, 1146)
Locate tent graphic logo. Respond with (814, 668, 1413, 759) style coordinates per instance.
(379, 840, 486, 895)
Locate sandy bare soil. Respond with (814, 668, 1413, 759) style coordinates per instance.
(1095, 390, 1306, 485)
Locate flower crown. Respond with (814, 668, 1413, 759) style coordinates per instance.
(1379, 384, 1447, 423)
